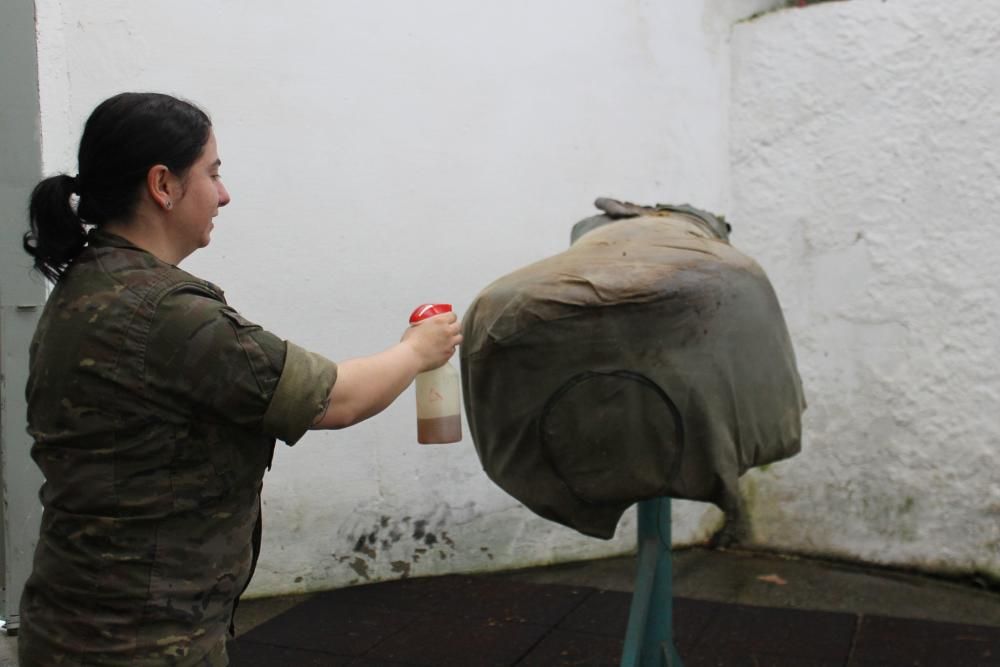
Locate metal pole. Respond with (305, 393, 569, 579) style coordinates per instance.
(620, 498, 683, 667)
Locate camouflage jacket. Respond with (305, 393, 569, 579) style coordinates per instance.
(19, 230, 337, 666)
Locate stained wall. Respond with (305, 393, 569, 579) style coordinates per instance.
(728, 0, 1000, 579)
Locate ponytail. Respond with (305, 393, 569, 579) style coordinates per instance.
(23, 174, 87, 283)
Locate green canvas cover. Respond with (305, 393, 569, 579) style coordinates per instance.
(460, 199, 805, 539)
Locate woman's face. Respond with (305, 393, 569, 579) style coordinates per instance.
(171, 130, 231, 254)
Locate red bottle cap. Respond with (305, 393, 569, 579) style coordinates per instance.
(409, 303, 453, 324)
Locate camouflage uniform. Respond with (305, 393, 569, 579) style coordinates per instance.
(19, 230, 338, 666)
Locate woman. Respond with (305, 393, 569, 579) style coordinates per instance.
(19, 92, 461, 666)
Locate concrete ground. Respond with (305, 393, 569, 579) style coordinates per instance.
(2, 546, 997, 665)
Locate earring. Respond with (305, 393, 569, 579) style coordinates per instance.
(165, 201, 172, 210)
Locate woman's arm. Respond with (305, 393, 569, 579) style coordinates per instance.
(311, 312, 462, 429)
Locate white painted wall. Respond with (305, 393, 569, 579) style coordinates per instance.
(37, 0, 995, 597)
(31, 0, 781, 596)
(729, 0, 1000, 579)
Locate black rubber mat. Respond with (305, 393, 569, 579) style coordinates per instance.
(229, 575, 1000, 666)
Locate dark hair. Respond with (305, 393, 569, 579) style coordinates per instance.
(23, 92, 212, 282)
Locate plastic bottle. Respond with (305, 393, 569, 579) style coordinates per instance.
(409, 303, 463, 444)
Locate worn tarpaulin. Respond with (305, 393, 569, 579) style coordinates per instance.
(460, 200, 805, 539)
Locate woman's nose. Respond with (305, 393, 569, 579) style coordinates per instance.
(218, 182, 231, 207)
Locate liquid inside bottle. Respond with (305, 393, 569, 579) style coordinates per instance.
(415, 363, 462, 444)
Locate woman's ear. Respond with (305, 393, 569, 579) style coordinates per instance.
(146, 164, 174, 211)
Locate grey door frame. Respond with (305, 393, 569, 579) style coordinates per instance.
(1, 0, 47, 632)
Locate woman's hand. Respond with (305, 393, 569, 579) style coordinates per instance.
(313, 312, 463, 430)
(401, 312, 463, 372)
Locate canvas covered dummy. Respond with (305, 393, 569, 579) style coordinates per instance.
(460, 198, 805, 539)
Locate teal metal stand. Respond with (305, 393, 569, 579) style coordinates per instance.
(620, 498, 683, 667)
